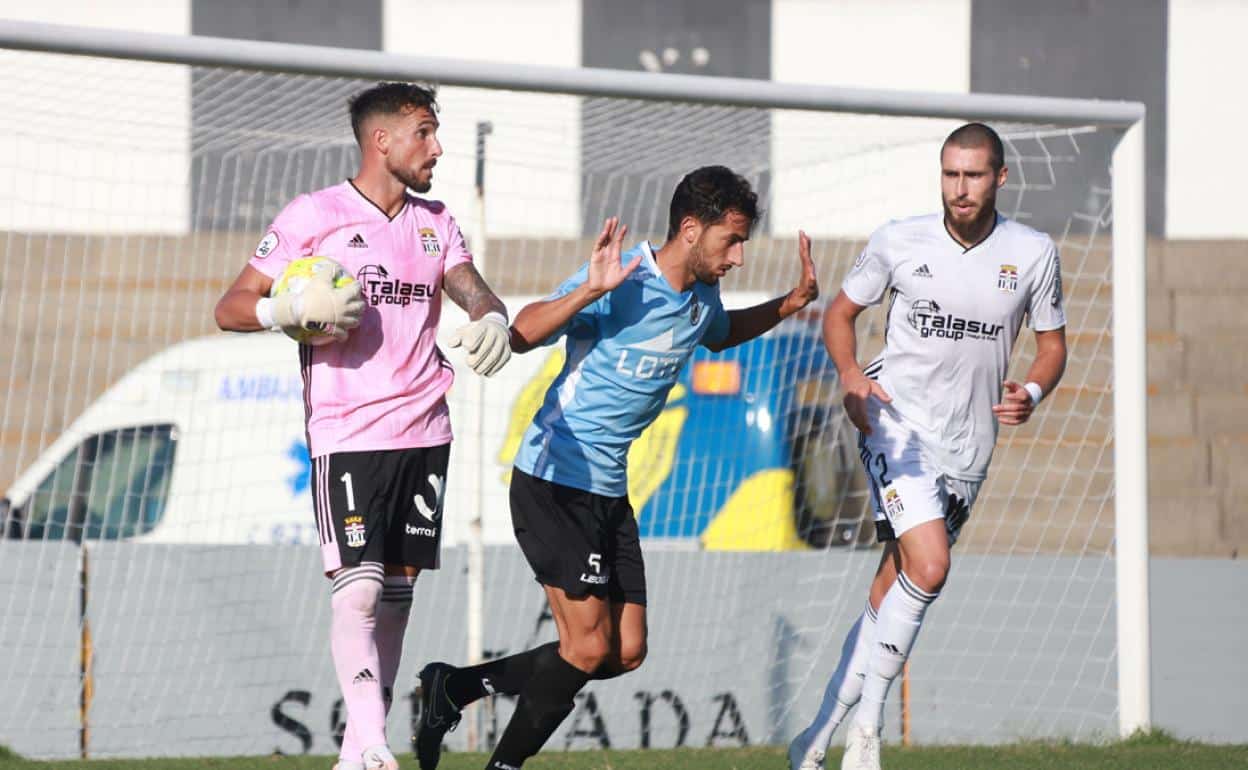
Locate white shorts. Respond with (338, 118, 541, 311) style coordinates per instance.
(857, 403, 981, 546)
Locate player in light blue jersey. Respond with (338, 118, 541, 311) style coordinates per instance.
(415, 166, 819, 770)
(511, 232, 733, 496)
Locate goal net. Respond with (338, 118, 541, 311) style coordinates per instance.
(0, 34, 1137, 760)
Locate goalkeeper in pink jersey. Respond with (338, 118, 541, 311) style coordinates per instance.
(214, 82, 511, 770)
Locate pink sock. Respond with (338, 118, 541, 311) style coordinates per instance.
(331, 564, 388, 754)
(340, 575, 414, 761)
(378, 575, 416, 693)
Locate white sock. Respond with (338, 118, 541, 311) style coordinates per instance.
(852, 572, 938, 733)
(806, 601, 878, 750)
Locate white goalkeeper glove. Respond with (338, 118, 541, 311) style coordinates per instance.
(449, 312, 511, 377)
(258, 263, 364, 342)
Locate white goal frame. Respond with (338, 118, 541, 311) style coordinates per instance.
(0, 19, 1150, 738)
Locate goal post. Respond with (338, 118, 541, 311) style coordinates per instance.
(1110, 120, 1150, 738)
(0, 19, 1149, 758)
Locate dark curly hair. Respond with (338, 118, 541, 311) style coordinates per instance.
(348, 82, 439, 144)
(666, 165, 761, 240)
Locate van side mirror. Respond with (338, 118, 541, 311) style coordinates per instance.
(0, 497, 20, 539)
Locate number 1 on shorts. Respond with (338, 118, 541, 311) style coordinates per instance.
(340, 472, 356, 512)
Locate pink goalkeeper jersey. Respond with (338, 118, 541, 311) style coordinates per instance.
(248, 181, 472, 457)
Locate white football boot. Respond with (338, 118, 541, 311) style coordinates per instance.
(362, 744, 399, 770)
(841, 723, 881, 770)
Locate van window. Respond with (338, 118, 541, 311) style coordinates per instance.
(15, 424, 177, 541)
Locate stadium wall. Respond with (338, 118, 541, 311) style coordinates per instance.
(0, 542, 1243, 760)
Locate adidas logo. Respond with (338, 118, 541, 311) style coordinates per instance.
(348, 233, 368, 248)
(352, 667, 377, 685)
(912, 264, 932, 278)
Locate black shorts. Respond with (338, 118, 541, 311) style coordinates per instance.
(510, 468, 647, 606)
(311, 445, 449, 574)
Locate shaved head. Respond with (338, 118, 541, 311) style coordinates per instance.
(942, 123, 1005, 172)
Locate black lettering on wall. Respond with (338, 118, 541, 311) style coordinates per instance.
(271, 689, 313, 755)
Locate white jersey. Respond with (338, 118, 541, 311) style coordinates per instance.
(842, 213, 1065, 480)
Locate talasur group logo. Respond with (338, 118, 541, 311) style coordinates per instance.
(355, 264, 436, 307)
(907, 298, 1005, 341)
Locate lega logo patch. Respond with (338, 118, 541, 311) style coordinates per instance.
(419, 227, 441, 257)
(254, 232, 279, 259)
(1050, 253, 1064, 307)
(690, 298, 701, 324)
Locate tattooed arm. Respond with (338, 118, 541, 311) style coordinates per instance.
(443, 263, 508, 321)
(443, 263, 511, 376)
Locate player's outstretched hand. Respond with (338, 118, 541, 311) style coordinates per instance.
(586, 217, 639, 293)
(993, 380, 1035, 426)
(449, 312, 511, 377)
(782, 230, 819, 314)
(842, 369, 891, 435)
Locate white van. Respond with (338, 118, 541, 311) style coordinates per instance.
(0, 301, 553, 548)
(3, 331, 317, 545)
(2, 293, 847, 551)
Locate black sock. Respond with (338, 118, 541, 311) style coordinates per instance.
(446, 642, 559, 707)
(485, 651, 589, 768)
(589, 662, 625, 681)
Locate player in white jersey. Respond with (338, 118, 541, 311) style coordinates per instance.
(788, 123, 1067, 770)
(214, 83, 512, 770)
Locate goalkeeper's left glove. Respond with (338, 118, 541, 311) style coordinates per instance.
(449, 312, 511, 377)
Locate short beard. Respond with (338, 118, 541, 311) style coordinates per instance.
(391, 166, 432, 194)
(689, 242, 718, 285)
(943, 196, 994, 232)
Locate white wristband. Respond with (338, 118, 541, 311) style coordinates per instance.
(1023, 381, 1044, 406)
(481, 311, 509, 327)
(254, 297, 276, 329)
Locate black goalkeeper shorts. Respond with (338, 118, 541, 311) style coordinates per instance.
(311, 445, 449, 574)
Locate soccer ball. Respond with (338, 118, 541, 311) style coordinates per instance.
(271, 256, 358, 346)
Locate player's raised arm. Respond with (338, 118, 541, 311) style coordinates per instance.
(994, 327, 1067, 426)
(823, 289, 892, 435)
(444, 262, 512, 377)
(510, 217, 637, 354)
(704, 230, 818, 353)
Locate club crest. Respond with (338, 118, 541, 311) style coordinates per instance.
(997, 264, 1018, 294)
(419, 228, 441, 257)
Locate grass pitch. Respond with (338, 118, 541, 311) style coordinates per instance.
(1, 733, 1245, 769)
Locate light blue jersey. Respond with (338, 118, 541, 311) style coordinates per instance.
(513, 241, 731, 497)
